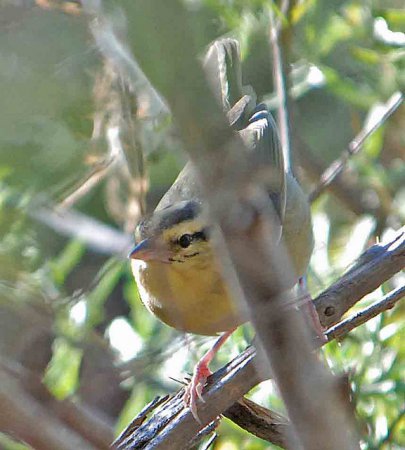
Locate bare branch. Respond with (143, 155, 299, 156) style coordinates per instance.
(1, 359, 114, 449)
(58, 155, 117, 210)
(87, 8, 168, 119)
(296, 134, 391, 219)
(314, 227, 405, 328)
(269, 5, 291, 174)
(0, 368, 100, 450)
(113, 347, 260, 450)
(309, 92, 403, 203)
(326, 284, 404, 341)
(30, 204, 132, 256)
(224, 397, 289, 448)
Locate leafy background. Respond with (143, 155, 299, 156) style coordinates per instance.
(0, 0, 404, 449)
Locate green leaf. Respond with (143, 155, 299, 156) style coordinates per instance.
(50, 239, 85, 285)
(85, 259, 125, 328)
(43, 338, 82, 400)
(0, 433, 30, 450)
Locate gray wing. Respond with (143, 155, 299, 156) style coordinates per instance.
(238, 105, 287, 223)
(203, 38, 243, 111)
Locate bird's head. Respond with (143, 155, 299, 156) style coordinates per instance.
(129, 200, 212, 267)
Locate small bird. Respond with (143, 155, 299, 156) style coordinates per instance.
(129, 39, 314, 420)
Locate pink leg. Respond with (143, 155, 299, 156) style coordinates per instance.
(184, 328, 236, 422)
(299, 277, 327, 344)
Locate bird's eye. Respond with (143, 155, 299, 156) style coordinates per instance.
(178, 234, 192, 248)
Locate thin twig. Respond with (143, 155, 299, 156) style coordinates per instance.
(86, 6, 168, 118)
(58, 155, 117, 210)
(269, 5, 291, 174)
(296, 134, 391, 218)
(31, 204, 132, 256)
(309, 91, 403, 202)
(326, 284, 405, 341)
(186, 419, 220, 450)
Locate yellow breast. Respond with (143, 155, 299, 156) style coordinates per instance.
(131, 258, 244, 335)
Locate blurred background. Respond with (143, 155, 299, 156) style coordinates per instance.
(0, 0, 404, 449)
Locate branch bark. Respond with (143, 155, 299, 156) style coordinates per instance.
(309, 92, 403, 203)
(325, 284, 404, 341)
(0, 360, 114, 450)
(0, 368, 100, 450)
(314, 228, 405, 328)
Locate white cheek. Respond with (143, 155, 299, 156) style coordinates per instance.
(131, 259, 148, 272)
(131, 259, 147, 289)
(131, 260, 153, 305)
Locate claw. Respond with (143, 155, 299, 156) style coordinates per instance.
(183, 329, 236, 422)
(196, 383, 205, 403)
(184, 359, 212, 421)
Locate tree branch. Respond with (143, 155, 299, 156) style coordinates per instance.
(325, 284, 404, 341)
(0, 368, 100, 450)
(30, 204, 132, 256)
(223, 397, 289, 448)
(314, 227, 404, 328)
(0, 359, 114, 450)
(309, 92, 403, 203)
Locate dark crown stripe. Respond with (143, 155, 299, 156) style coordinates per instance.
(158, 201, 201, 230)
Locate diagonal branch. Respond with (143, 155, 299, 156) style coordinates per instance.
(309, 92, 403, 203)
(314, 227, 404, 328)
(325, 284, 404, 341)
(0, 368, 102, 450)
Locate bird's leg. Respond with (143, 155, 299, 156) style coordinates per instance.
(298, 277, 327, 344)
(185, 328, 236, 422)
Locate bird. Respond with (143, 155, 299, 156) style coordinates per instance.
(129, 39, 315, 420)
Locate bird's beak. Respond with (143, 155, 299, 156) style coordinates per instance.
(128, 239, 172, 262)
(128, 239, 154, 261)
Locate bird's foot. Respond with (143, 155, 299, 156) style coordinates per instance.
(183, 329, 236, 422)
(184, 360, 212, 422)
(298, 277, 327, 345)
(304, 297, 328, 345)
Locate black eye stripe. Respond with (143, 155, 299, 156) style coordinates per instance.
(176, 229, 208, 248)
(192, 231, 207, 241)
